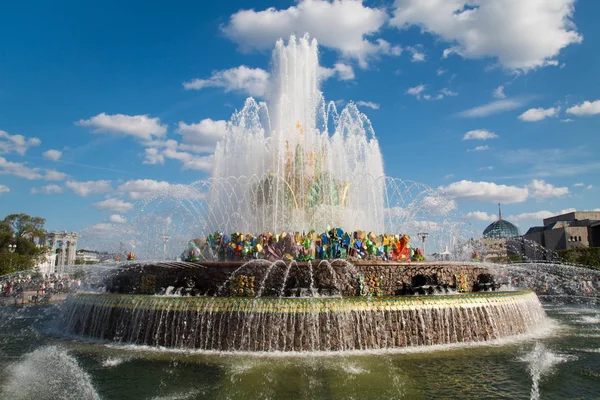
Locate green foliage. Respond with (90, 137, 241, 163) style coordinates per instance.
(555, 247, 600, 270)
(0, 213, 48, 275)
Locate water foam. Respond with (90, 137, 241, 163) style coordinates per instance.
(0, 345, 100, 400)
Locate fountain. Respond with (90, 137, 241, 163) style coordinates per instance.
(61, 34, 548, 352)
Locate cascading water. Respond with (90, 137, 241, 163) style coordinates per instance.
(209, 34, 385, 234)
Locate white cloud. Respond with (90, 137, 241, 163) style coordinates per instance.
(0, 157, 43, 180)
(42, 149, 62, 161)
(492, 86, 506, 99)
(566, 100, 600, 116)
(465, 211, 497, 222)
(406, 84, 426, 99)
(439, 180, 529, 203)
(43, 169, 68, 181)
(509, 210, 556, 222)
(463, 129, 498, 141)
(183, 66, 269, 97)
(391, 0, 582, 72)
(527, 179, 569, 199)
(108, 214, 127, 224)
(518, 107, 560, 122)
(456, 97, 529, 118)
(472, 146, 489, 152)
(436, 68, 447, 76)
(573, 183, 584, 187)
(143, 148, 164, 165)
(77, 113, 167, 141)
(560, 118, 574, 123)
(65, 180, 112, 197)
(0, 184, 9, 195)
(406, 46, 426, 62)
(509, 208, 575, 222)
(0, 130, 41, 155)
(93, 198, 134, 213)
(117, 179, 206, 200)
(420, 195, 457, 216)
(141, 140, 215, 171)
(477, 166, 493, 171)
(440, 88, 457, 97)
(356, 101, 379, 110)
(221, 1, 391, 67)
(587, 184, 593, 190)
(30, 184, 62, 194)
(319, 63, 355, 81)
(176, 119, 228, 149)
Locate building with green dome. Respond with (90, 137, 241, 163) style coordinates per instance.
(482, 204, 520, 260)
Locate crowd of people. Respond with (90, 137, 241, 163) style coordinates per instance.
(0, 274, 82, 300)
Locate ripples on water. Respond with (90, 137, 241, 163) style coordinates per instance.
(0, 303, 599, 399)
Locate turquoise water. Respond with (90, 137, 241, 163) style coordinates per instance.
(0, 301, 598, 399)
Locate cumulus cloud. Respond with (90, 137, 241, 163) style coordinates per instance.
(141, 140, 215, 171)
(221, 0, 392, 67)
(183, 66, 269, 97)
(143, 148, 164, 165)
(527, 179, 569, 199)
(463, 129, 498, 141)
(0, 184, 9, 195)
(492, 86, 506, 99)
(406, 84, 426, 99)
(465, 211, 497, 222)
(65, 180, 112, 197)
(456, 97, 530, 118)
(439, 180, 529, 203)
(319, 63, 355, 81)
(391, 0, 582, 71)
(509, 208, 576, 222)
(356, 101, 379, 110)
(42, 149, 62, 161)
(0, 157, 42, 180)
(518, 107, 560, 122)
(76, 113, 167, 141)
(566, 100, 600, 116)
(43, 170, 68, 181)
(0, 130, 41, 155)
(93, 198, 134, 213)
(30, 184, 62, 194)
(406, 46, 426, 62)
(108, 214, 127, 224)
(472, 146, 489, 152)
(176, 119, 228, 150)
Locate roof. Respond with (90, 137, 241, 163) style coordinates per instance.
(483, 219, 520, 239)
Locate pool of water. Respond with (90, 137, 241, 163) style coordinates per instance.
(0, 301, 598, 399)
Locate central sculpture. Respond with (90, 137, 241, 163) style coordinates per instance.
(62, 35, 547, 352)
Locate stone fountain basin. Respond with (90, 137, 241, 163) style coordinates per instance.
(62, 290, 546, 352)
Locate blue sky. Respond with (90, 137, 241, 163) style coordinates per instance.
(0, 0, 599, 246)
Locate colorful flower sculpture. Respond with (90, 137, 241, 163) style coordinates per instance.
(182, 229, 415, 263)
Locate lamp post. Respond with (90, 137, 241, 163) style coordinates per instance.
(160, 234, 171, 260)
(417, 232, 429, 255)
(8, 244, 16, 269)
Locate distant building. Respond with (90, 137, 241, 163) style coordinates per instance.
(481, 204, 520, 260)
(76, 249, 101, 264)
(524, 211, 600, 251)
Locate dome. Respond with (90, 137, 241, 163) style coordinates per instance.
(483, 219, 520, 239)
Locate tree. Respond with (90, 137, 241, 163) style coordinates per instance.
(0, 213, 48, 275)
(4, 213, 46, 240)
